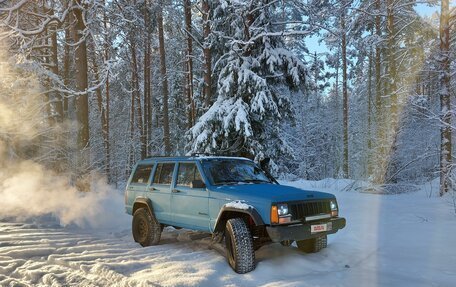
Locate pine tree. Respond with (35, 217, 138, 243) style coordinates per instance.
(188, 1, 306, 164)
(439, 0, 451, 196)
(157, 2, 172, 155)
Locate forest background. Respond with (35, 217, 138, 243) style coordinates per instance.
(0, 0, 454, 195)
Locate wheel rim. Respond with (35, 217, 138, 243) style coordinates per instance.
(226, 233, 236, 268)
(136, 218, 148, 243)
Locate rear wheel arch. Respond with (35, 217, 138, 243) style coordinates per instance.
(133, 197, 154, 216)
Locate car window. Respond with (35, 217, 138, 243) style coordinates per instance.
(153, 163, 175, 185)
(131, 164, 153, 184)
(177, 163, 202, 187)
(202, 159, 271, 185)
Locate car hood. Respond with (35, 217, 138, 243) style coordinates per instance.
(210, 183, 335, 203)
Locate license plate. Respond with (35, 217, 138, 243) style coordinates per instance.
(311, 224, 327, 233)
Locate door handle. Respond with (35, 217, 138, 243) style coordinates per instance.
(198, 212, 208, 216)
(172, 189, 181, 193)
(149, 186, 157, 191)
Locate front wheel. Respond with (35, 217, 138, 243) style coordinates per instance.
(132, 208, 161, 247)
(297, 235, 327, 253)
(225, 218, 255, 274)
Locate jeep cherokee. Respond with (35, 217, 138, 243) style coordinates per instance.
(124, 156, 346, 273)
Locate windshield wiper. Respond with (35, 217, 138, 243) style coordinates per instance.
(216, 181, 239, 186)
(242, 179, 271, 184)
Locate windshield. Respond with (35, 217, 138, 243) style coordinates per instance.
(202, 159, 272, 185)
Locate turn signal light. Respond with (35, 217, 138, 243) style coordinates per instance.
(271, 205, 279, 224)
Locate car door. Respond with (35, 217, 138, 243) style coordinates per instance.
(171, 162, 209, 230)
(149, 162, 175, 225)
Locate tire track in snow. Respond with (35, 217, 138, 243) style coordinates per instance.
(0, 222, 219, 286)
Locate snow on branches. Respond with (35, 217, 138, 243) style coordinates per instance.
(188, 0, 306, 163)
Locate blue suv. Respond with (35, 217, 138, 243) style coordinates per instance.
(125, 156, 346, 273)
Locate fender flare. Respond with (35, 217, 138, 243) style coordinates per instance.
(213, 206, 264, 233)
(132, 197, 155, 216)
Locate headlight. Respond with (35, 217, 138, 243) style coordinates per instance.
(277, 203, 289, 216)
(271, 203, 291, 224)
(330, 200, 338, 217)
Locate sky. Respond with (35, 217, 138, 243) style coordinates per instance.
(415, 2, 440, 17)
(306, 2, 442, 56)
(303, 2, 446, 92)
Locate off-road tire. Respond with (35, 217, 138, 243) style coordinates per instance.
(225, 218, 255, 274)
(132, 208, 161, 247)
(297, 235, 327, 253)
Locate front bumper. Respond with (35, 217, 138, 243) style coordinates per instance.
(266, 217, 346, 242)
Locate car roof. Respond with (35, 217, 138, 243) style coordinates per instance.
(137, 156, 252, 164)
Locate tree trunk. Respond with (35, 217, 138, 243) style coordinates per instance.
(341, 4, 349, 178)
(128, 35, 136, 174)
(72, 2, 90, 189)
(387, 0, 397, 123)
(73, 5, 89, 149)
(314, 52, 319, 91)
(333, 49, 340, 178)
(91, 48, 110, 179)
(144, 0, 152, 156)
(373, 0, 384, 184)
(130, 34, 145, 159)
(103, 1, 111, 181)
(384, 0, 399, 183)
(202, 0, 212, 108)
(439, 0, 451, 196)
(50, 21, 63, 122)
(367, 48, 373, 177)
(91, 51, 105, 131)
(158, 4, 171, 155)
(62, 13, 72, 118)
(43, 24, 54, 125)
(129, 61, 135, 175)
(184, 0, 195, 129)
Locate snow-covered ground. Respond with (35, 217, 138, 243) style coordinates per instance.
(1, 179, 456, 287)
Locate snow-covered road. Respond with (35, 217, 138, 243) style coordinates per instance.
(1, 180, 456, 287)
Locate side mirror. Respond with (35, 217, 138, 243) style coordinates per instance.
(190, 179, 206, 189)
(259, 157, 279, 184)
(260, 157, 271, 171)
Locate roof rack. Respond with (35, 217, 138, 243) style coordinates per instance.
(145, 153, 224, 158)
(144, 153, 244, 159)
(145, 155, 173, 158)
(190, 152, 227, 157)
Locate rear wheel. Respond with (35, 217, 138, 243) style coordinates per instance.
(225, 218, 255, 274)
(297, 235, 327, 253)
(132, 208, 161, 246)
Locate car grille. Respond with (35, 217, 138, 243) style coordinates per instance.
(289, 201, 331, 221)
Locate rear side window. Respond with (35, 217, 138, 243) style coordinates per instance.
(131, 165, 153, 184)
(177, 163, 202, 186)
(153, 163, 175, 185)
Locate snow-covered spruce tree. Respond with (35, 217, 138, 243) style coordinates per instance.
(187, 1, 306, 168)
